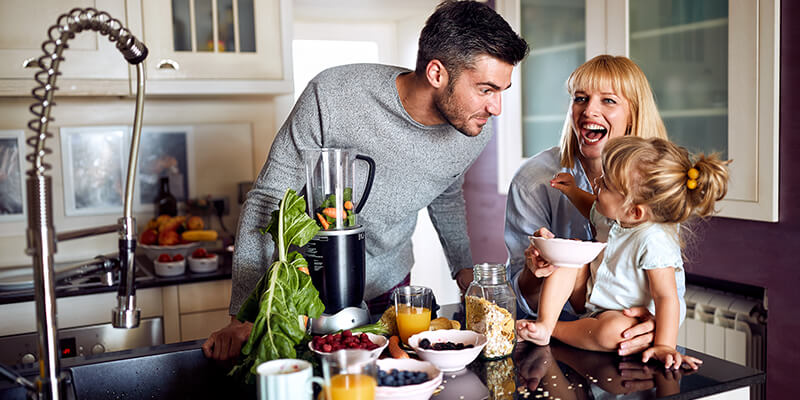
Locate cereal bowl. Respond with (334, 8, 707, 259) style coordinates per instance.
(408, 329, 487, 372)
(530, 236, 606, 268)
(309, 332, 388, 359)
(376, 358, 442, 400)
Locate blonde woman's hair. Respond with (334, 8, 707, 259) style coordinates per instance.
(601, 136, 730, 225)
(559, 55, 668, 168)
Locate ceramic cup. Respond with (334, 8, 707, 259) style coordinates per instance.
(256, 359, 323, 400)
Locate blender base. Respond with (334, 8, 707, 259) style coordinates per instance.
(310, 301, 371, 334)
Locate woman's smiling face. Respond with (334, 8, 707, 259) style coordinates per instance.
(570, 85, 631, 162)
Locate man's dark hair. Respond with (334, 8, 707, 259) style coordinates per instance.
(415, 0, 529, 81)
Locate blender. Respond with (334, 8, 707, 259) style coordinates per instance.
(303, 148, 375, 334)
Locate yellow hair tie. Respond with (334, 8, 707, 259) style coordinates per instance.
(686, 167, 699, 189)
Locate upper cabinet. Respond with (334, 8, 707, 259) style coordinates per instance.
(0, 0, 131, 96)
(496, 0, 780, 222)
(140, 0, 293, 95)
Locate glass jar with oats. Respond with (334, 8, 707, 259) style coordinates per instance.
(465, 263, 516, 359)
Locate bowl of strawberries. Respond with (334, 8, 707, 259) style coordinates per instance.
(188, 248, 219, 273)
(309, 330, 388, 359)
(153, 253, 187, 277)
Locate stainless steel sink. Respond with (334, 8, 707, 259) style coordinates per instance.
(0, 341, 254, 400)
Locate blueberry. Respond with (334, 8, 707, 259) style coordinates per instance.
(419, 338, 431, 349)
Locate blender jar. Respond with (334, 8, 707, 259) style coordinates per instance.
(303, 148, 374, 230)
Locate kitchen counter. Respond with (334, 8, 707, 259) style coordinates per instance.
(0, 250, 233, 305)
(0, 303, 764, 400)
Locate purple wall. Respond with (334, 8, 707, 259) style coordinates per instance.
(463, 3, 798, 397)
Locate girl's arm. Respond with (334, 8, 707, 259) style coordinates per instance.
(643, 268, 701, 369)
(550, 172, 595, 219)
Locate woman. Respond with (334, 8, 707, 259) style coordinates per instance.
(504, 54, 668, 355)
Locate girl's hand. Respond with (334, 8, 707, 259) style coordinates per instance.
(642, 345, 703, 370)
(550, 172, 577, 196)
(526, 227, 556, 278)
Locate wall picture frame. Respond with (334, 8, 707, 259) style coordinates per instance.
(137, 126, 194, 211)
(60, 126, 129, 216)
(0, 130, 27, 221)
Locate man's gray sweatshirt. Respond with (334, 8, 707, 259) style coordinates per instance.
(229, 63, 492, 314)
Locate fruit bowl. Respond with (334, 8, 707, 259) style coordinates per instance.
(530, 236, 607, 268)
(153, 258, 186, 277)
(408, 329, 486, 372)
(188, 253, 219, 273)
(140, 242, 200, 262)
(309, 332, 388, 359)
(375, 358, 442, 400)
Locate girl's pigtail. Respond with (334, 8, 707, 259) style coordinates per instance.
(686, 154, 731, 218)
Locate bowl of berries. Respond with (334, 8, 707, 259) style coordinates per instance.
(375, 358, 442, 400)
(188, 248, 219, 273)
(153, 253, 187, 277)
(309, 330, 388, 359)
(408, 329, 487, 372)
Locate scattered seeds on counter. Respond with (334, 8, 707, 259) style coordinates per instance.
(607, 377, 613, 381)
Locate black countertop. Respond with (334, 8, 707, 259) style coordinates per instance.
(0, 303, 765, 400)
(0, 250, 233, 305)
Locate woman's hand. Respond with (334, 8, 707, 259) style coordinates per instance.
(617, 306, 656, 356)
(526, 227, 556, 278)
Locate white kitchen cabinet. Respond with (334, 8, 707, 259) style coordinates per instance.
(496, 0, 780, 222)
(140, 0, 293, 95)
(0, 0, 132, 96)
(162, 279, 232, 343)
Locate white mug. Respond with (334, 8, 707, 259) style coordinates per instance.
(257, 359, 323, 400)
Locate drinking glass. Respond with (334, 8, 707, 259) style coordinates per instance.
(393, 285, 433, 344)
(321, 349, 378, 400)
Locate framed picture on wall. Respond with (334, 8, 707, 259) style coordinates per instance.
(137, 126, 194, 210)
(60, 126, 129, 216)
(0, 130, 27, 221)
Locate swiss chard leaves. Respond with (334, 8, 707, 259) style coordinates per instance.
(231, 189, 324, 383)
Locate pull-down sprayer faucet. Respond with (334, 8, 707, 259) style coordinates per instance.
(25, 8, 147, 399)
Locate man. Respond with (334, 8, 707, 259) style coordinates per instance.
(203, 0, 529, 361)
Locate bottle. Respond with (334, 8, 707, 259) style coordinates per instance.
(465, 263, 517, 359)
(156, 176, 178, 217)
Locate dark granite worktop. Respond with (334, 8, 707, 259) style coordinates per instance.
(0, 302, 764, 399)
(0, 249, 233, 305)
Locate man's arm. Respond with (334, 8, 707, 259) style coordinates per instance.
(426, 174, 474, 291)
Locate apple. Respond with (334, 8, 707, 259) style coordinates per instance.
(140, 229, 158, 245)
(158, 230, 180, 246)
(187, 216, 204, 230)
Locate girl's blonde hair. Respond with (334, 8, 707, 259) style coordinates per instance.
(601, 136, 730, 225)
(559, 55, 668, 168)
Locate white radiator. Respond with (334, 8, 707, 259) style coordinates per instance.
(678, 285, 767, 400)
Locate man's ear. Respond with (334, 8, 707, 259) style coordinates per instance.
(425, 59, 448, 89)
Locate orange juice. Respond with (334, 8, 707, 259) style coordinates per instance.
(328, 373, 376, 400)
(396, 304, 431, 344)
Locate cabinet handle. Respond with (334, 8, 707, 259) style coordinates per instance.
(22, 57, 38, 68)
(157, 59, 180, 70)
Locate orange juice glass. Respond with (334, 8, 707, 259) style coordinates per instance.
(328, 374, 376, 400)
(322, 349, 377, 400)
(393, 286, 433, 344)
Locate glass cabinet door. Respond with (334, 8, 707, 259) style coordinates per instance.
(170, 0, 257, 54)
(497, 0, 779, 222)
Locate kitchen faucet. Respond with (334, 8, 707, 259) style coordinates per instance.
(24, 8, 147, 400)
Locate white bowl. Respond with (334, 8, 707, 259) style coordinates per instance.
(408, 330, 487, 372)
(188, 254, 219, 273)
(309, 332, 388, 360)
(140, 242, 200, 262)
(530, 236, 606, 268)
(153, 259, 186, 277)
(376, 358, 442, 400)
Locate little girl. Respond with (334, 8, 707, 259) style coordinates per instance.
(516, 136, 730, 370)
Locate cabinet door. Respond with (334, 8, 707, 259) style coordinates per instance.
(141, 0, 292, 94)
(496, 0, 779, 222)
(0, 0, 131, 96)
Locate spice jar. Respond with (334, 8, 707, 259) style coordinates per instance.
(465, 263, 516, 359)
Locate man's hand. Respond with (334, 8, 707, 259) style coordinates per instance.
(618, 307, 656, 356)
(202, 317, 253, 361)
(455, 268, 473, 292)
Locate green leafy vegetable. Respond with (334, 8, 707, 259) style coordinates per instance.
(230, 189, 324, 383)
(315, 188, 357, 229)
